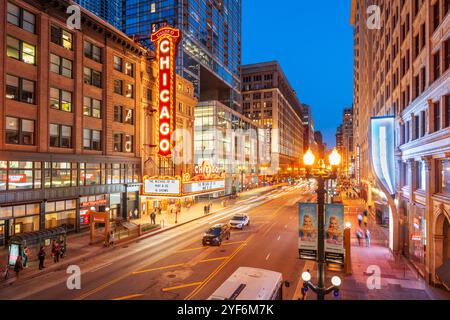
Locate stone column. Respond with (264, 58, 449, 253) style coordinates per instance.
(422, 156, 433, 284)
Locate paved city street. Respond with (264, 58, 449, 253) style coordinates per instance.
(1, 185, 448, 300)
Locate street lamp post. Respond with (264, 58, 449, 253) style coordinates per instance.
(301, 148, 342, 300)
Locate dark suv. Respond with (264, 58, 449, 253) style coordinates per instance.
(202, 224, 231, 246)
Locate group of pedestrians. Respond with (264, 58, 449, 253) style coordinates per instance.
(356, 210, 371, 247)
(203, 203, 212, 215)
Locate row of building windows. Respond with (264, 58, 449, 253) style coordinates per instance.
(400, 159, 450, 196)
(4, 115, 135, 153)
(6, 75, 136, 123)
(242, 74, 273, 83)
(0, 161, 140, 191)
(400, 95, 450, 145)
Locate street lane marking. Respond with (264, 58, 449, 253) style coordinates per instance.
(184, 234, 255, 300)
(277, 235, 281, 241)
(222, 241, 246, 246)
(89, 262, 113, 273)
(263, 222, 276, 236)
(176, 246, 206, 253)
(111, 294, 144, 300)
(200, 256, 229, 263)
(132, 263, 185, 275)
(132, 256, 231, 275)
(265, 253, 271, 260)
(76, 272, 133, 300)
(284, 224, 288, 229)
(162, 282, 203, 292)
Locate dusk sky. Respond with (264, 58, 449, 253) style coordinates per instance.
(242, 0, 354, 148)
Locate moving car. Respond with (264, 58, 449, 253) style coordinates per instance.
(202, 224, 230, 246)
(229, 214, 250, 229)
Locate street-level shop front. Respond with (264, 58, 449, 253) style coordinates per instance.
(0, 155, 141, 246)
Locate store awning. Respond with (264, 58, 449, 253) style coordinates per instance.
(436, 258, 450, 291)
(9, 227, 66, 244)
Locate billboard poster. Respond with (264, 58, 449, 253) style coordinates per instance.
(298, 203, 318, 260)
(8, 243, 20, 266)
(325, 204, 345, 264)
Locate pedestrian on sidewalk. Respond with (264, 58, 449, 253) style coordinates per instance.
(356, 227, 364, 246)
(204, 205, 207, 215)
(51, 240, 60, 263)
(38, 247, 45, 270)
(109, 230, 115, 247)
(357, 213, 363, 227)
(150, 211, 156, 225)
(59, 240, 65, 259)
(365, 229, 371, 247)
(22, 246, 30, 268)
(14, 255, 23, 278)
(363, 215, 368, 227)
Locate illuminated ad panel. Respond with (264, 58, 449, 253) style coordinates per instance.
(370, 117, 396, 195)
(151, 27, 181, 157)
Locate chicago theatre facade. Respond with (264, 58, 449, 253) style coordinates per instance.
(0, 0, 164, 245)
(352, 0, 449, 286)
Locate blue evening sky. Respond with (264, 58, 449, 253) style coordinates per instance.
(242, 0, 354, 148)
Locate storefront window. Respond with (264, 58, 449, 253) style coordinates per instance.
(45, 162, 75, 188)
(45, 200, 76, 231)
(7, 161, 39, 190)
(2, 203, 41, 235)
(410, 207, 426, 273)
(112, 164, 121, 184)
(81, 163, 101, 186)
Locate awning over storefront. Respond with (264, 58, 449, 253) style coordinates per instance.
(436, 258, 450, 291)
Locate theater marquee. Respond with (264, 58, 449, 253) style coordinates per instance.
(151, 26, 181, 158)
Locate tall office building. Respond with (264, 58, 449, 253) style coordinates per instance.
(241, 61, 304, 175)
(123, 0, 242, 111)
(301, 104, 316, 153)
(351, 0, 450, 287)
(75, 0, 122, 29)
(342, 107, 354, 175)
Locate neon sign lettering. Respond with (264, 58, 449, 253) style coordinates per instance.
(151, 27, 181, 157)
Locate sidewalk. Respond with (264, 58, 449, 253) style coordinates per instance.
(0, 183, 286, 287)
(338, 194, 450, 300)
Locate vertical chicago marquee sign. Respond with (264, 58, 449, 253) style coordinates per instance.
(151, 26, 181, 157)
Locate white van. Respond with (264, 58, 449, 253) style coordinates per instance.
(208, 267, 284, 300)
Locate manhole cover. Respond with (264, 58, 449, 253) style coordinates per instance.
(167, 274, 176, 278)
(220, 249, 226, 253)
(122, 246, 128, 248)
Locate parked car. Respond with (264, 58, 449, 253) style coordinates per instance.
(202, 224, 231, 246)
(229, 214, 250, 229)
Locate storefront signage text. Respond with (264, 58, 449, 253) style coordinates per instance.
(144, 178, 181, 196)
(81, 199, 107, 208)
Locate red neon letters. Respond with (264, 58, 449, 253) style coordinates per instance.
(151, 27, 181, 157)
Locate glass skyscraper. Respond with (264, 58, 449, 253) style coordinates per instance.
(123, 0, 242, 111)
(75, 0, 122, 30)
